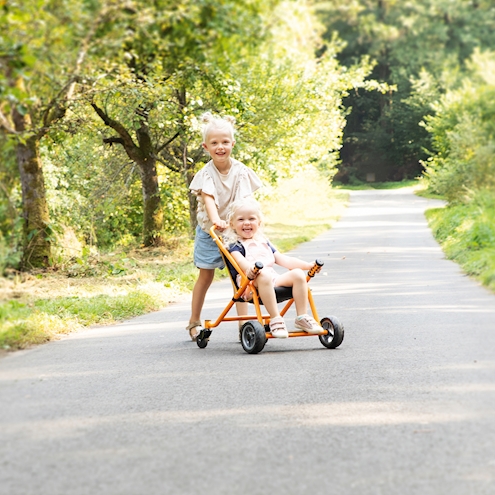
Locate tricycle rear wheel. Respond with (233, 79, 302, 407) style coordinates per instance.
(241, 322, 267, 354)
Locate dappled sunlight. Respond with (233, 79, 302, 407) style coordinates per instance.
(2, 399, 483, 444)
(334, 221, 431, 230)
(431, 361, 495, 372)
(294, 401, 472, 427)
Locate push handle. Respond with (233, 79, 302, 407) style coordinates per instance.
(249, 261, 264, 280)
(308, 259, 324, 278)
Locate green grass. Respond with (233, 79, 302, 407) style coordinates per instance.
(0, 168, 347, 351)
(263, 222, 333, 253)
(334, 179, 418, 190)
(425, 190, 495, 292)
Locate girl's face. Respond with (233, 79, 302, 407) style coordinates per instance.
(202, 128, 235, 168)
(231, 205, 261, 240)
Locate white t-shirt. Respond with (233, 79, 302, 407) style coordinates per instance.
(189, 158, 262, 231)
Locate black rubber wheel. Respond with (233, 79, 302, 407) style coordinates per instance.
(319, 316, 344, 349)
(196, 329, 211, 349)
(241, 321, 267, 354)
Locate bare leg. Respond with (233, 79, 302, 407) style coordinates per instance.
(275, 269, 308, 315)
(190, 268, 215, 325)
(254, 271, 281, 318)
(235, 301, 249, 321)
(276, 269, 320, 333)
(254, 271, 289, 338)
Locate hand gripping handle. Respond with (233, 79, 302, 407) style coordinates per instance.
(249, 261, 264, 280)
(308, 259, 324, 278)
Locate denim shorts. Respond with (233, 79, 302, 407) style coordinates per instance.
(193, 225, 225, 270)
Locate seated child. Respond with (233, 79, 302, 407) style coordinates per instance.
(225, 197, 322, 338)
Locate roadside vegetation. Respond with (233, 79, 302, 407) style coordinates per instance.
(334, 179, 418, 191)
(420, 49, 495, 294)
(425, 194, 495, 293)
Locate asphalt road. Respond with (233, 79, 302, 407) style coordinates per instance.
(1, 188, 495, 495)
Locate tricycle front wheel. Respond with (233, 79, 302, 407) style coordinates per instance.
(319, 316, 344, 349)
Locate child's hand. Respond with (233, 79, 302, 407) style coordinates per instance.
(241, 286, 253, 301)
(245, 267, 259, 280)
(311, 261, 322, 273)
(214, 220, 227, 231)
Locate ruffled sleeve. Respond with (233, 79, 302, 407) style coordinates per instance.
(235, 163, 263, 198)
(189, 162, 219, 206)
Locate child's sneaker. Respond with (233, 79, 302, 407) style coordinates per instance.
(269, 316, 289, 338)
(295, 314, 321, 334)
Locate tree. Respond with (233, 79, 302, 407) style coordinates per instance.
(316, 0, 495, 182)
(422, 49, 495, 201)
(83, 0, 276, 240)
(0, 1, 114, 268)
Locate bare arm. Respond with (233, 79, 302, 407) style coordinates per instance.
(231, 251, 258, 279)
(202, 193, 227, 230)
(273, 251, 315, 271)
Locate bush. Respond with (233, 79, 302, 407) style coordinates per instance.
(422, 50, 495, 202)
(426, 190, 495, 291)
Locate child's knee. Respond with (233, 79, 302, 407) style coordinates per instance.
(255, 270, 272, 286)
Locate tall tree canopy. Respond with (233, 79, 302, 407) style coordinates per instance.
(1, 0, 370, 270)
(0, 0, 113, 267)
(317, 0, 495, 182)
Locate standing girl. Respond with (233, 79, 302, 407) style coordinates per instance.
(186, 112, 262, 341)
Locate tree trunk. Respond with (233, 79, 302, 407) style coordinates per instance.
(183, 149, 198, 234)
(92, 103, 164, 247)
(187, 189, 198, 234)
(136, 123, 163, 247)
(139, 155, 163, 246)
(16, 136, 51, 269)
(175, 89, 199, 235)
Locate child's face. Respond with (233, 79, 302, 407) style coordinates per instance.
(232, 206, 260, 239)
(202, 129, 235, 167)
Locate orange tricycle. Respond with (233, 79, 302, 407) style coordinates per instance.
(195, 226, 345, 354)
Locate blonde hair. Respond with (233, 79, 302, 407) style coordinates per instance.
(224, 197, 265, 246)
(201, 111, 236, 142)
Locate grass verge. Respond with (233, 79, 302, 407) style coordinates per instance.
(0, 168, 347, 351)
(425, 190, 495, 293)
(334, 178, 419, 190)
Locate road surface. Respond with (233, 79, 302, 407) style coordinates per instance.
(1, 188, 495, 495)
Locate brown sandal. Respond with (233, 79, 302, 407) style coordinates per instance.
(186, 321, 203, 341)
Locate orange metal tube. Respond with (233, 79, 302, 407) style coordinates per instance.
(265, 330, 327, 339)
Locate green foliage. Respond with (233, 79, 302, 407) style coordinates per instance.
(40, 126, 191, 255)
(0, 291, 161, 350)
(318, 0, 495, 182)
(34, 291, 160, 324)
(422, 50, 495, 201)
(0, 136, 22, 271)
(426, 190, 495, 291)
(0, 300, 70, 349)
(1, 0, 372, 261)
